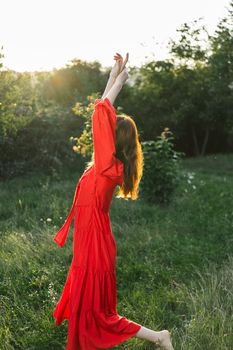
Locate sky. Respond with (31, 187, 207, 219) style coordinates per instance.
(0, 0, 230, 72)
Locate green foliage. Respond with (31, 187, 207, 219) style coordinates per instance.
(129, 5, 233, 156)
(0, 70, 36, 140)
(208, 2, 233, 141)
(0, 101, 84, 179)
(43, 59, 107, 107)
(71, 93, 100, 157)
(168, 19, 210, 63)
(140, 128, 184, 205)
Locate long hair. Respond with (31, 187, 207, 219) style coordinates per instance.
(85, 113, 144, 200)
(114, 114, 143, 200)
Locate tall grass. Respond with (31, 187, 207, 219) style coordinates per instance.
(176, 255, 233, 349)
(0, 154, 232, 349)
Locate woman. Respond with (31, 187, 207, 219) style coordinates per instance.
(53, 52, 175, 350)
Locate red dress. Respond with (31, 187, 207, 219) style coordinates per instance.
(53, 97, 141, 349)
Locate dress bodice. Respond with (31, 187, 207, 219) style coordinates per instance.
(53, 98, 124, 247)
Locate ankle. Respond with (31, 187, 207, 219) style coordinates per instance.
(154, 330, 170, 343)
(153, 330, 164, 343)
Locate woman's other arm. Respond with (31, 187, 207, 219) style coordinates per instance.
(101, 52, 129, 100)
(105, 66, 129, 105)
(101, 75, 116, 100)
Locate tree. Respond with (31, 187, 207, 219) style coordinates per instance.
(43, 59, 107, 107)
(208, 1, 233, 149)
(130, 7, 233, 156)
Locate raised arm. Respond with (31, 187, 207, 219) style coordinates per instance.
(104, 67, 129, 105)
(101, 52, 129, 101)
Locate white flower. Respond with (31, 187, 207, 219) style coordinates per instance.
(46, 218, 52, 222)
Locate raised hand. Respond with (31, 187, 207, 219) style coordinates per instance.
(110, 52, 129, 78)
(102, 52, 129, 101)
(114, 52, 129, 72)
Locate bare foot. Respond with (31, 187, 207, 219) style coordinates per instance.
(154, 330, 175, 350)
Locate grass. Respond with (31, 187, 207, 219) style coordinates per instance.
(0, 153, 233, 349)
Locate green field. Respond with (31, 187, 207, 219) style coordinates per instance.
(0, 153, 233, 350)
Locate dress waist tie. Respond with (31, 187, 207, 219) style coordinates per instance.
(53, 182, 80, 247)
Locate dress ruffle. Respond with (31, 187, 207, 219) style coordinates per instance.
(54, 263, 141, 349)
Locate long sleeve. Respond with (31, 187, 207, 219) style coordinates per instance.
(92, 98, 124, 179)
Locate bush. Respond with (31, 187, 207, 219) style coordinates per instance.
(0, 102, 83, 180)
(140, 128, 184, 205)
(71, 93, 99, 157)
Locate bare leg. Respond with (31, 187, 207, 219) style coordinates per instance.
(135, 325, 175, 350)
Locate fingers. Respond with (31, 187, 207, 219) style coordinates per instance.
(112, 52, 129, 78)
(121, 52, 129, 70)
(114, 52, 123, 60)
(113, 52, 128, 67)
(113, 54, 123, 64)
(113, 52, 129, 72)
